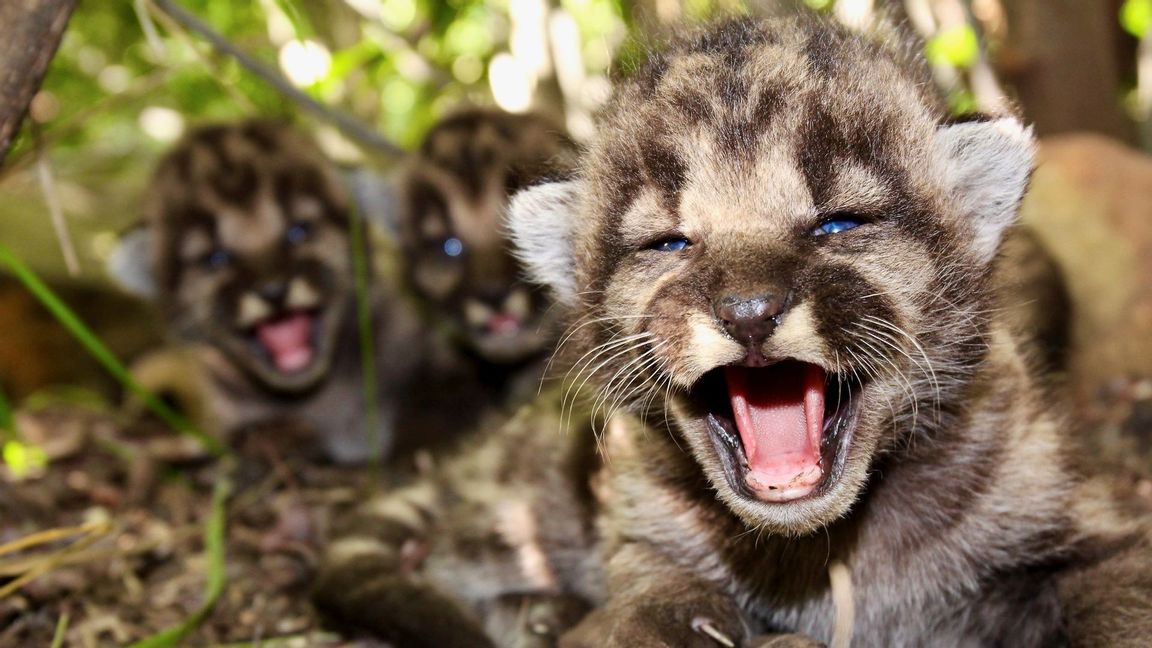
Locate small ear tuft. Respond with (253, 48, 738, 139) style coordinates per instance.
(936, 118, 1035, 264)
(106, 226, 158, 298)
(506, 180, 584, 305)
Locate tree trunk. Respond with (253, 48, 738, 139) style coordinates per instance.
(998, 0, 1135, 143)
(0, 0, 78, 165)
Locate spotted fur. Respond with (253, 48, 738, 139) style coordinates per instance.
(506, 17, 1151, 647)
(313, 392, 605, 647)
(395, 108, 579, 404)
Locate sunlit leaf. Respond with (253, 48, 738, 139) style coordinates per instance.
(444, 15, 494, 56)
(3, 441, 49, 479)
(1121, 0, 1152, 37)
(926, 25, 980, 69)
(948, 89, 978, 116)
(381, 0, 419, 31)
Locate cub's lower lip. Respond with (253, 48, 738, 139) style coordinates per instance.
(690, 361, 861, 503)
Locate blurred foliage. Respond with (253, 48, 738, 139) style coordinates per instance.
(926, 24, 979, 69)
(0, 0, 1147, 281)
(11, 0, 632, 162)
(1122, 0, 1152, 38)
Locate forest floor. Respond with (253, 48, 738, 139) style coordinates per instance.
(0, 409, 398, 647)
(2, 376, 1151, 647)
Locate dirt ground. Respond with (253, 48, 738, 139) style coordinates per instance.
(0, 407, 403, 647)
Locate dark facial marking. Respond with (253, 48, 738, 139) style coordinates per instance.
(805, 261, 899, 356)
(639, 137, 687, 212)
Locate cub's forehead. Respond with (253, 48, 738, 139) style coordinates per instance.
(148, 121, 346, 228)
(585, 18, 943, 234)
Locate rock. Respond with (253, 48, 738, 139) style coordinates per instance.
(1021, 134, 1152, 459)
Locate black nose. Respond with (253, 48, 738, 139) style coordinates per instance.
(714, 294, 786, 346)
(258, 280, 288, 304)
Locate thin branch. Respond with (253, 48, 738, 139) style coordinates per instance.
(34, 125, 81, 277)
(149, 0, 404, 157)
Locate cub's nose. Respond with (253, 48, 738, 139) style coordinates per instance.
(257, 280, 288, 305)
(714, 294, 786, 346)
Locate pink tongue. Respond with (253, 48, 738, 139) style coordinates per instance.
(256, 313, 314, 372)
(725, 362, 826, 502)
(486, 313, 522, 336)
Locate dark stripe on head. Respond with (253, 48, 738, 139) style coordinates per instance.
(666, 88, 715, 123)
(803, 19, 845, 78)
(404, 178, 450, 243)
(601, 149, 643, 220)
(242, 121, 282, 152)
(639, 137, 686, 213)
(797, 101, 908, 211)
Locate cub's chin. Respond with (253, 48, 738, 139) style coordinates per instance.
(467, 328, 549, 364)
(225, 303, 344, 394)
(463, 314, 554, 365)
(680, 360, 873, 535)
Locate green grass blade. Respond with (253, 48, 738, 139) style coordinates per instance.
(0, 381, 17, 443)
(126, 458, 233, 648)
(0, 243, 225, 456)
(348, 205, 382, 465)
(50, 613, 69, 648)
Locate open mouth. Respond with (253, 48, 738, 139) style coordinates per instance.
(690, 360, 862, 503)
(247, 310, 322, 374)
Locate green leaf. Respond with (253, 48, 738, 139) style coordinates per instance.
(3, 441, 49, 479)
(0, 382, 17, 443)
(926, 25, 980, 69)
(1121, 0, 1152, 38)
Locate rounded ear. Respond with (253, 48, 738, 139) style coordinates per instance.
(506, 180, 584, 306)
(105, 225, 158, 298)
(345, 167, 402, 239)
(935, 118, 1036, 264)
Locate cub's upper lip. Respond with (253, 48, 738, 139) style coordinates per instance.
(688, 360, 862, 504)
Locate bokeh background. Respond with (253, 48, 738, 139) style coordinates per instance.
(2, 0, 1150, 280)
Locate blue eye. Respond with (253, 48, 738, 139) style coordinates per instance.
(813, 217, 864, 236)
(442, 237, 463, 257)
(203, 249, 231, 270)
(652, 237, 690, 252)
(285, 222, 311, 245)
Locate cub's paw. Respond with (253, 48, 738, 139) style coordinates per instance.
(559, 603, 748, 648)
(486, 592, 592, 647)
(750, 633, 826, 648)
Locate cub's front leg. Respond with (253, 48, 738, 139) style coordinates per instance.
(560, 542, 749, 648)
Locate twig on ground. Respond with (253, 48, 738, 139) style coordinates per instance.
(0, 520, 112, 598)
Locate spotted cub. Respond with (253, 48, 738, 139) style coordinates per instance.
(110, 120, 479, 463)
(394, 109, 578, 403)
